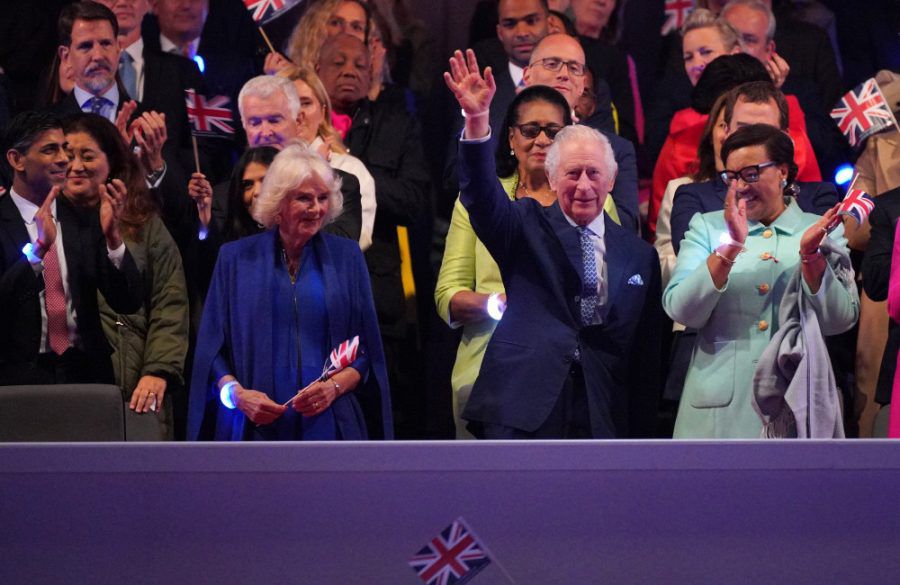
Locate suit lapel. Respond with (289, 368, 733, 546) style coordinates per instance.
(0, 194, 31, 251)
(602, 215, 630, 318)
(546, 203, 584, 283)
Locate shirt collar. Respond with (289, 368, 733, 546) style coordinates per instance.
(9, 187, 55, 225)
(508, 61, 524, 87)
(160, 34, 199, 58)
(73, 83, 119, 110)
(563, 206, 606, 239)
(124, 37, 144, 62)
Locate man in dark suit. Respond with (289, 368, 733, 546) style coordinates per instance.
(445, 30, 640, 233)
(0, 111, 141, 385)
(446, 50, 662, 439)
(142, 0, 258, 132)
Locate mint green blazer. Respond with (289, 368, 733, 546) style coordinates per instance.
(663, 202, 859, 438)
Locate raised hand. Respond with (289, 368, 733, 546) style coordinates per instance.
(114, 100, 139, 144)
(263, 52, 293, 76)
(443, 49, 496, 119)
(131, 111, 168, 175)
(800, 203, 841, 255)
(444, 49, 496, 140)
(99, 179, 126, 249)
(765, 52, 790, 89)
(723, 179, 748, 246)
(33, 186, 60, 257)
(188, 172, 212, 228)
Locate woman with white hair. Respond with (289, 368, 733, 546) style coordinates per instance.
(188, 145, 392, 441)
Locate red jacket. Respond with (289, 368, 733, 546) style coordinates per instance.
(649, 96, 822, 238)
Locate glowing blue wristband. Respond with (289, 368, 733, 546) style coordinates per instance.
(22, 242, 42, 264)
(198, 225, 209, 241)
(219, 381, 239, 409)
(486, 293, 505, 321)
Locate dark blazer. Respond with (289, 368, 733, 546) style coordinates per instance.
(861, 186, 900, 404)
(670, 179, 840, 254)
(0, 193, 142, 382)
(458, 137, 662, 438)
(345, 98, 431, 338)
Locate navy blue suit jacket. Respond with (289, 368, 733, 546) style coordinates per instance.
(670, 179, 840, 254)
(458, 137, 662, 438)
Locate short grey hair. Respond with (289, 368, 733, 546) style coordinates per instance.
(681, 8, 743, 53)
(722, 0, 776, 42)
(545, 124, 617, 183)
(252, 143, 343, 228)
(238, 75, 301, 122)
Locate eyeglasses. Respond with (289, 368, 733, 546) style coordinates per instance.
(514, 123, 563, 139)
(720, 161, 778, 184)
(531, 57, 586, 77)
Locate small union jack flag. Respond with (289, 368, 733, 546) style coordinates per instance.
(243, 0, 302, 25)
(661, 0, 694, 35)
(409, 518, 492, 585)
(185, 89, 235, 138)
(838, 187, 875, 224)
(321, 336, 360, 380)
(830, 78, 896, 149)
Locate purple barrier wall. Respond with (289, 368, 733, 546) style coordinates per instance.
(2, 440, 900, 584)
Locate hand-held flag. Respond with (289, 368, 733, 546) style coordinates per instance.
(831, 78, 897, 149)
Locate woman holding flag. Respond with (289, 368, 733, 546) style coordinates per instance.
(188, 144, 392, 441)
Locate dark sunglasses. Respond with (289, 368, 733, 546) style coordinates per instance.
(720, 161, 778, 184)
(514, 123, 563, 139)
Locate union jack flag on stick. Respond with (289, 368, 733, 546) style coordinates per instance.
(284, 336, 361, 406)
(185, 89, 235, 138)
(831, 78, 897, 149)
(243, 0, 304, 52)
(661, 0, 694, 35)
(838, 179, 876, 225)
(409, 517, 515, 585)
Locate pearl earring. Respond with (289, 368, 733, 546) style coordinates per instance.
(510, 148, 515, 156)
(781, 179, 787, 188)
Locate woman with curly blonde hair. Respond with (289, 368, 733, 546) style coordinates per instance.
(286, 0, 370, 72)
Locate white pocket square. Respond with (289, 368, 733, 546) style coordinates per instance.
(627, 274, 644, 286)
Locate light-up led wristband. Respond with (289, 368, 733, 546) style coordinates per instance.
(198, 225, 209, 241)
(717, 232, 746, 251)
(486, 293, 505, 321)
(22, 242, 42, 264)
(219, 381, 239, 409)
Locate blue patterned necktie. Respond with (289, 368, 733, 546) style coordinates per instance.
(579, 226, 599, 327)
(118, 51, 137, 100)
(86, 96, 108, 115)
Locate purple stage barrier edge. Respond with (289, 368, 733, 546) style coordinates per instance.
(2, 440, 900, 584)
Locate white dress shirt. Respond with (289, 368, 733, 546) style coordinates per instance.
(508, 61, 525, 88)
(10, 189, 127, 353)
(160, 34, 200, 59)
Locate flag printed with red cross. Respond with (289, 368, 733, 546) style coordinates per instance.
(185, 89, 235, 138)
(661, 0, 694, 35)
(830, 78, 896, 149)
(409, 518, 492, 585)
(243, 0, 303, 25)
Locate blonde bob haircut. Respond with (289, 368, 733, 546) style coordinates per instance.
(276, 65, 348, 155)
(681, 8, 743, 53)
(252, 143, 344, 228)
